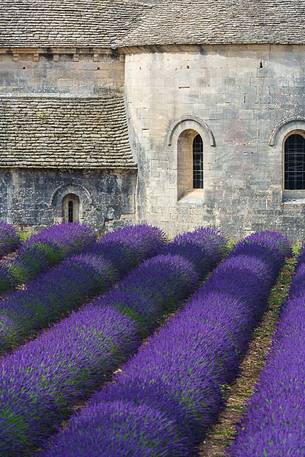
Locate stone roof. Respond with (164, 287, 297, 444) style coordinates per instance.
(0, 0, 151, 48)
(120, 0, 305, 47)
(0, 95, 136, 169)
(1, 0, 305, 48)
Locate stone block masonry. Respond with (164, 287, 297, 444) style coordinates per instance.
(0, 50, 137, 230)
(125, 45, 305, 240)
(0, 169, 136, 229)
(1, 0, 305, 239)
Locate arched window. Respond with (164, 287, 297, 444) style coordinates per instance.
(193, 134, 203, 189)
(62, 194, 80, 223)
(68, 201, 74, 223)
(285, 133, 305, 190)
(177, 130, 204, 200)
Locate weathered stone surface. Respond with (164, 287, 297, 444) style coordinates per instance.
(1, 1, 305, 239)
(0, 50, 137, 230)
(0, 95, 135, 169)
(0, 169, 136, 228)
(122, 0, 305, 47)
(0, 0, 152, 48)
(0, 53, 124, 95)
(126, 45, 305, 240)
(1, 0, 305, 49)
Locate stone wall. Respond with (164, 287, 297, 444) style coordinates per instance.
(0, 168, 136, 229)
(0, 50, 136, 230)
(0, 51, 124, 96)
(125, 44, 305, 240)
(2, 44, 305, 240)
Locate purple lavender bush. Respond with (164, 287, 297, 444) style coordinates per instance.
(0, 224, 166, 354)
(0, 264, 17, 293)
(21, 223, 95, 253)
(233, 230, 291, 258)
(88, 254, 199, 334)
(0, 227, 225, 456)
(42, 232, 291, 457)
(89, 224, 167, 275)
(228, 245, 305, 457)
(0, 305, 139, 457)
(0, 255, 116, 353)
(0, 256, 197, 456)
(11, 223, 96, 282)
(0, 221, 20, 257)
(92, 227, 226, 334)
(163, 227, 225, 276)
(40, 400, 187, 457)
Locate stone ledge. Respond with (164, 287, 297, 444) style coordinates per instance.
(177, 189, 204, 205)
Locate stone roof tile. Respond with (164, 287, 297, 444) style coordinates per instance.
(0, 94, 136, 169)
(0, 0, 151, 48)
(121, 0, 305, 47)
(1, 0, 304, 48)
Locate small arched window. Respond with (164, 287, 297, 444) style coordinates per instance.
(285, 133, 305, 190)
(68, 201, 74, 223)
(62, 194, 80, 223)
(177, 130, 204, 200)
(193, 134, 204, 189)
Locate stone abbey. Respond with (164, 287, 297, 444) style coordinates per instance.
(1, 0, 305, 239)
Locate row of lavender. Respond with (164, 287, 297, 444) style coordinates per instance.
(0, 221, 20, 257)
(0, 223, 96, 292)
(0, 225, 165, 354)
(40, 232, 291, 456)
(0, 227, 225, 456)
(228, 245, 305, 456)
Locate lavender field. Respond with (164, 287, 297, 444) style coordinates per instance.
(0, 223, 302, 456)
